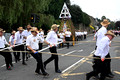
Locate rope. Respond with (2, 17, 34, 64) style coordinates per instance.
(1, 50, 120, 60)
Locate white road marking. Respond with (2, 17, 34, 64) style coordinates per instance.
(62, 58, 85, 73)
(77, 49, 83, 52)
(61, 50, 77, 56)
(62, 50, 95, 73)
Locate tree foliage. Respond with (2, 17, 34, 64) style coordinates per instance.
(0, 0, 92, 32)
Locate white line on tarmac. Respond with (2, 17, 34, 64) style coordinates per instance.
(62, 50, 95, 73)
(61, 50, 77, 56)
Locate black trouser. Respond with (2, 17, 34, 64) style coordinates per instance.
(75, 36, 78, 41)
(78, 36, 81, 41)
(88, 55, 110, 80)
(39, 43, 43, 50)
(65, 37, 70, 48)
(13, 45, 25, 63)
(44, 46, 59, 71)
(0, 50, 12, 68)
(84, 35, 86, 39)
(94, 46, 112, 74)
(30, 52, 45, 73)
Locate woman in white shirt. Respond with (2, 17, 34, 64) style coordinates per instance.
(44, 24, 64, 73)
(65, 28, 72, 49)
(0, 28, 13, 70)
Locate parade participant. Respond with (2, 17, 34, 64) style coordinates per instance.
(93, 19, 114, 78)
(77, 30, 81, 41)
(26, 27, 49, 76)
(23, 24, 32, 61)
(65, 28, 72, 49)
(9, 30, 17, 62)
(58, 30, 65, 48)
(23, 24, 31, 39)
(38, 28, 44, 50)
(81, 30, 84, 40)
(86, 31, 115, 80)
(0, 28, 13, 70)
(44, 24, 64, 73)
(75, 30, 78, 41)
(13, 27, 27, 65)
(84, 30, 88, 39)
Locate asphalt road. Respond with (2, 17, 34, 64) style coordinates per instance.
(0, 35, 120, 80)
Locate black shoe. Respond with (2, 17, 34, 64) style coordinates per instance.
(42, 72, 49, 76)
(86, 73, 91, 80)
(55, 70, 61, 73)
(22, 62, 27, 65)
(35, 71, 42, 75)
(106, 74, 114, 78)
(18, 59, 21, 61)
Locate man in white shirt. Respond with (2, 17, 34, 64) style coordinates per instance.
(86, 31, 115, 80)
(84, 30, 88, 39)
(65, 28, 72, 49)
(44, 24, 64, 73)
(75, 30, 78, 41)
(26, 27, 49, 76)
(58, 30, 65, 48)
(38, 28, 44, 50)
(0, 28, 13, 70)
(23, 24, 32, 61)
(13, 27, 26, 65)
(23, 24, 31, 39)
(93, 19, 114, 78)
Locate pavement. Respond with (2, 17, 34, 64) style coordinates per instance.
(0, 35, 120, 80)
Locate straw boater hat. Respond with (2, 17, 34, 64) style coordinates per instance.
(51, 24, 60, 30)
(101, 19, 110, 26)
(31, 27, 39, 33)
(12, 31, 16, 34)
(0, 28, 5, 33)
(105, 30, 116, 37)
(17, 27, 24, 31)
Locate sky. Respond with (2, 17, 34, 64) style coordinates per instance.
(70, 0, 120, 21)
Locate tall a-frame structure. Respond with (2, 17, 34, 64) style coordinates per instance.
(59, 3, 75, 45)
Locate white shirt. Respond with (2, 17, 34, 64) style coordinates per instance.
(77, 32, 81, 36)
(0, 36, 8, 48)
(75, 32, 78, 37)
(14, 31, 25, 44)
(46, 31, 62, 46)
(9, 35, 15, 45)
(94, 36, 110, 59)
(38, 31, 44, 39)
(26, 35, 44, 50)
(65, 31, 71, 37)
(84, 31, 87, 35)
(58, 33, 65, 39)
(23, 30, 31, 37)
(96, 26, 107, 46)
(81, 32, 84, 35)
